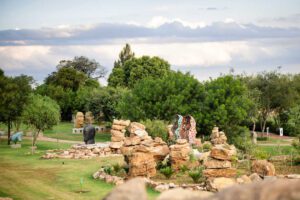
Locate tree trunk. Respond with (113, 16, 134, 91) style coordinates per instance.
(7, 120, 11, 145)
(252, 121, 256, 132)
(33, 129, 40, 147)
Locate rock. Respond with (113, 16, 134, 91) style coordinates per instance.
(176, 139, 187, 145)
(194, 138, 202, 147)
(155, 184, 169, 192)
(129, 152, 156, 177)
(124, 136, 141, 146)
(240, 175, 252, 184)
(209, 179, 300, 200)
(128, 122, 146, 136)
(203, 168, 237, 178)
(150, 144, 170, 162)
(210, 145, 236, 160)
(113, 119, 131, 127)
(249, 173, 263, 182)
(120, 146, 136, 156)
(206, 177, 237, 192)
(109, 141, 124, 149)
(111, 129, 125, 137)
(157, 188, 214, 200)
(287, 174, 300, 179)
(112, 124, 127, 131)
(170, 142, 191, 170)
(264, 176, 277, 181)
(103, 177, 147, 200)
(204, 158, 232, 169)
(198, 151, 211, 162)
(251, 160, 275, 176)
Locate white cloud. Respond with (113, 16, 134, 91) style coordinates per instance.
(147, 16, 206, 29)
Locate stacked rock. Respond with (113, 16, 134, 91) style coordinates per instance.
(109, 119, 130, 152)
(128, 146, 157, 177)
(203, 127, 237, 178)
(169, 139, 191, 170)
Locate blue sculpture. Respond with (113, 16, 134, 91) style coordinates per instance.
(10, 132, 23, 144)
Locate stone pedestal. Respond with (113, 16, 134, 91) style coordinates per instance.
(72, 128, 83, 134)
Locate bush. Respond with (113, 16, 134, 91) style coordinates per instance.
(160, 166, 174, 179)
(252, 149, 270, 160)
(141, 119, 168, 141)
(292, 139, 300, 153)
(229, 126, 254, 155)
(202, 142, 212, 152)
(103, 166, 113, 175)
(179, 165, 189, 173)
(112, 163, 122, 173)
(188, 166, 204, 183)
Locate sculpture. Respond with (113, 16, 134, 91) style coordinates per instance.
(10, 132, 23, 144)
(75, 112, 84, 128)
(85, 111, 94, 125)
(170, 115, 197, 145)
(83, 124, 96, 144)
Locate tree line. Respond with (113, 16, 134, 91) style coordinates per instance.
(1, 44, 300, 145)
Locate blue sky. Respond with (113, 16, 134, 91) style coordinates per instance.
(0, 0, 299, 84)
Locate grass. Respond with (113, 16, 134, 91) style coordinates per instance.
(0, 139, 159, 200)
(256, 137, 293, 144)
(256, 145, 295, 156)
(44, 122, 111, 142)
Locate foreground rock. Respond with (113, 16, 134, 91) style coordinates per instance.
(251, 160, 276, 176)
(203, 168, 237, 178)
(169, 139, 191, 170)
(103, 178, 147, 200)
(157, 188, 213, 200)
(128, 151, 156, 177)
(206, 177, 236, 192)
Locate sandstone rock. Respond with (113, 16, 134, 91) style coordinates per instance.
(150, 145, 170, 161)
(112, 124, 127, 131)
(209, 179, 300, 200)
(155, 184, 169, 192)
(240, 175, 252, 184)
(120, 146, 136, 156)
(203, 168, 237, 178)
(176, 139, 188, 145)
(157, 188, 214, 200)
(204, 158, 232, 169)
(198, 151, 211, 162)
(251, 160, 275, 176)
(109, 141, 124, 149)
(210, 145, 236, 160)
(249, 173, 263, 182)
(111, 136, 125, 142)
(194, 138, 202, 147)
(129, 152, 156, 177)
(113, 119, 131, 127)
(110, 129, 125, 137)
(206, 177, 237, 192)
(170, 142, 191, 170)
(103, 177, 147, 200)
(287, 174, 300, 179)
(124, 136, 141, 146)
(128, 122, 146, 136)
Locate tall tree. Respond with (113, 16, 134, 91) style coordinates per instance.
(57, 56, 107, 79)
(108, 44, 135, 87)
(0, 69, 32, 144)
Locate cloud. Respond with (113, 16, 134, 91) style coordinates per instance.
(0, 19, 300, 46)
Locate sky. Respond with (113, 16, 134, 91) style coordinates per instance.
(0, 0, 300, 84)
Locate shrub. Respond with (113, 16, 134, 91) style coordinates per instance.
(292, 139, 300, 153)
(202, 142, 212, 152)
(103, 166, 113, 175)
(160, 166, 174, 179)
(112, 163, 122, 173)
(252, 149, 270, 160)
(179, 165, 189, 173)
(141, 119, 168, 141)
(188, 166, 204, 183)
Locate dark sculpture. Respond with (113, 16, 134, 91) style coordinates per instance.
(83, 124, 95, 144)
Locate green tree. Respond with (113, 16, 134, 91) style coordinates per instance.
(0, 69, 32, 144)
(57, 56, 107, 79)
(108, 44, 134, 87)
(86, 87, 128, 122)
(286, 105, 300, 136)
(22, 94, 60, 146)
(117, 71, 205, 124)
(200, 75, 252, 137)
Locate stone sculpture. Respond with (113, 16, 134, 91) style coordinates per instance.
(83, 124, 96, 144)
(171, 115, 197, 145)
(75, 112, 84, 128)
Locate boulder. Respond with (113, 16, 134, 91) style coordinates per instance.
(287, 174, 300, 179)
(103, 177, 147, 200)
(251, 160, 276, 176)
(150, 145, 170, 161)
(206, 177, 237, 192)
(120, 146, 136, 156)
(203, 168, 237, 178)
(110, 129, 125, 137)
(112, 124, 127, 131)
(176, 139, 187, 145)
(204, 158, 232, 169)
(113, 119, 131, 127)
(128, 122, 146, 136)
(123, 136, 141, 146)
(209, 179, 300, 200)
(198, 151, 211, 162)
(157, 188, 213, 200)
(129, 152, 156, 177)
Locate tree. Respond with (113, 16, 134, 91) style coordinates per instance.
(200, 75, 252, 138)
(247, 71, 298, 133)
(86, 87, 128, 122)
(0, 69, 32, 144)
(286, 105, 300, 136)
(22, 94, 60, 147)
(108, 44, 135, 87)
(117, 71, 205, 124)
(57, 56, 107, 79)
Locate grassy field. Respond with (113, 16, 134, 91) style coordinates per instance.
(0, 139, 159, 200)
(43, 122, 111, 142)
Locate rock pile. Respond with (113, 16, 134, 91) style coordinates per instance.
(42, 143, 115, 159)
(109, 119, 130, 152)
(170, 139, 191, 170)
(203, 127, 237, 178)
(251, 160, 275, 176)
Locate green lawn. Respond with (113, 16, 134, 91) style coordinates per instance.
(256, 145, 295, 156)
(43, 122, 111, 142)
(0, 139, 159, 200)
